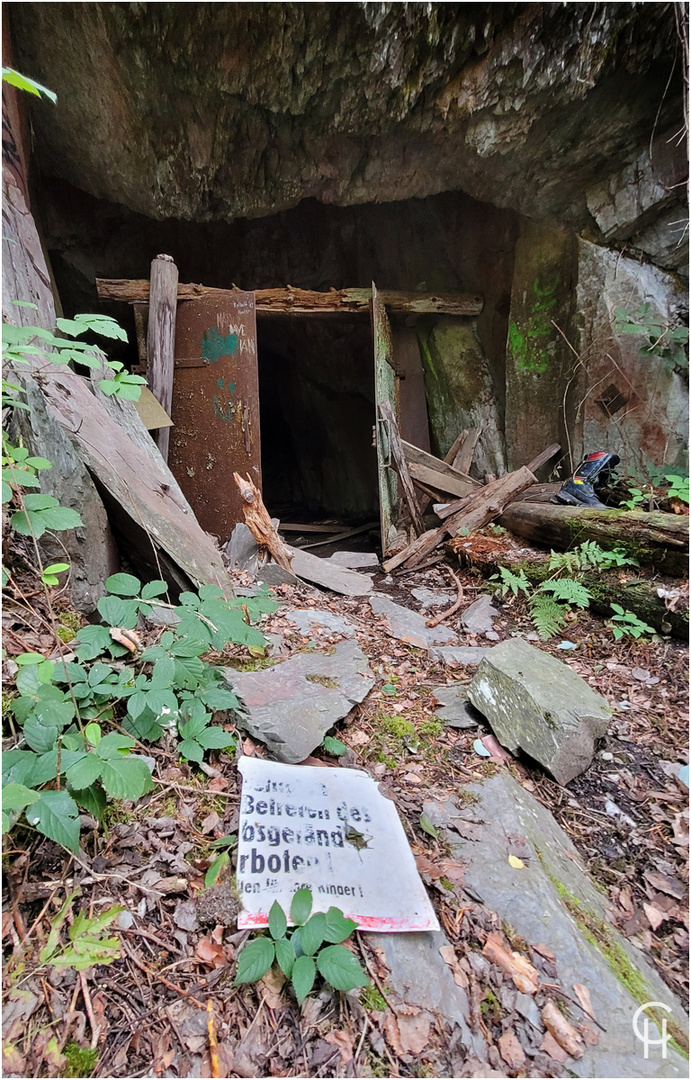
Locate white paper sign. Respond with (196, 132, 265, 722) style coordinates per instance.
(237, 757, 439, 933)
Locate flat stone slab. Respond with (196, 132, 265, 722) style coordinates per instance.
(411, 587, 455, 608)
(222, 640, 374, 763)
(257, 563, 301, 587)
(431, 685, 481, 728)
(369, 593, 457, 649)
(289, 546, 373, 596)
(424, 773, 688, 1078)
(283, 608, 356, 638)
(365, 930, 486, 1063)
(428, 646, 492, 666)
(468, 638, 611, 784)
(461, 594, 498, 637)
(329, 550, 379, 569)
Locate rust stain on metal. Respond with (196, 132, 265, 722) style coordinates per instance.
(168, 291, 261, 541)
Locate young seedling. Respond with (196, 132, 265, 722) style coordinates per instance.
(234, 888, 368, 1004)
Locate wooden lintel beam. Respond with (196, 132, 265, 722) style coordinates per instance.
(96, 279, 484, 316)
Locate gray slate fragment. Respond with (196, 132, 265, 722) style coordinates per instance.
(284, 608, 356, 638)
(424, 773, 688, 1078)
(411, 587, 455, 608)
(468, 638, 610, 784)
(429, 646, 492, 666)
(289, 546, 373, 595)
(431, 685, 480, 728)
(145, 605, 181, 628)
(461, 594, 498, 636)
(365, 930, 486, 1062)
(224, 522, 260, 575)
(329, 550, 379, 569)
(221, 640, 374, 763)
(257, 563, 301, 587)
(369, 593, 457, 649)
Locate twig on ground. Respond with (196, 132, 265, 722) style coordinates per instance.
(426, 567, 464, 627)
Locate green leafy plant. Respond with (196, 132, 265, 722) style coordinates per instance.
(621, 487, 646, 511)
(321, 735, 347, 757)
(2, 66, 57, 102)
(664, 473, 690, 505)
(528, 594, 569, 639)
(607, 605, 656, 641)
(547, 541, 638, 572)
(493, 566, 531, 598)
(614, 303, 689, 371)
(235, 888, 368, 1004)
(39, 892, 123, 970)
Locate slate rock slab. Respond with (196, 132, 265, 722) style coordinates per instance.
(369, 593, 457, 649)
(461, 594, 498, 637)
(424, 773, 688, 1078)
(431, 685, 481, 728)
(289, 546, 373, 596)
(365, 930, 486, 1063)
(468, 638, 610, 784)
(222, 640, 374, 763)
(284, 608, 356, 638)
(329, 550, 379, 569)
(428, 645, 492, 666)
(411, 587, 455, 608)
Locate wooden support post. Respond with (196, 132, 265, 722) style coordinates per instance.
(379, 400, 424, 536)
(146, 255, 178, 461)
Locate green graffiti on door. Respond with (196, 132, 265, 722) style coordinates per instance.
(213, 377, 236, 423)
(509, 274, 560, 374)
(201, 326, 239, 363)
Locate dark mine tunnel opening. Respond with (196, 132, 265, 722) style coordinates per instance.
(256, 315, 379, 527)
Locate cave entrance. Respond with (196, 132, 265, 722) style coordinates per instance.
(97, 274, 483, 554)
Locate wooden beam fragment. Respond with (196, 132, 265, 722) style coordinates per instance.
(408, 462, 475, 501)
(233, 473, 293, 572)
(385, 467, 537, 571)
(146, 255, 178, 461)
(451, 426, 481, 476)
(379, 400, 425, 536)
(96, 279, 484, 317)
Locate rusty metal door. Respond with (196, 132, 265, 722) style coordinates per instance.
(372, 282, 401, 555)
(168, 291, 261, 541)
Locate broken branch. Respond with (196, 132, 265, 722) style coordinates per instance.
(233, 473, 293, 571)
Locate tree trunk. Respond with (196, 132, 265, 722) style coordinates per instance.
(499, 502, 689, 578)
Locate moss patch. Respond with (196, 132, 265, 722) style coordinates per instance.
(62, 1043, 98, 1078)
(305, 673, 339, 689)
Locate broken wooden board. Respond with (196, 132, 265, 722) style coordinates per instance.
(402, 440, 480, 491)
(97, 279, 484, 316)
(29, 364, 232, 595)
(408, 462, 475, 501)
(380, 400, 424, 535)
(288, 546, 373, 595)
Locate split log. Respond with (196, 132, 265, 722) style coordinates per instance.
(233, 473, 293, 572)
(146, 255, 178, 461)
(498, 503, 689, 578)
(97, 279, 484, 317)
(379, 400, 424, 535)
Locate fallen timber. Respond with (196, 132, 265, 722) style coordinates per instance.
(96, 280, 484, 317)
(498, 503, 689, 578)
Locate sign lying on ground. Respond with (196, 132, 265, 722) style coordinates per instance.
(237, 756, 440, 932)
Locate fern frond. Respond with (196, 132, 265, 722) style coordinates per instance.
(547, 550, 577, 573)
(539, 578, 592, 608)
(496, 566, 531, 597)
(529, 595, 568, 639)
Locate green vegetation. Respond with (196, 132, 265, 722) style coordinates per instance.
(235, 888, 368, 1004)
(62, 1044, 98, 1078)
(614, 302, 688, 371)
(607, 605, 656, 640)
(361, 985, 387, 1012)
(492, 541, 643, 639)
(2, 572, 277, 853)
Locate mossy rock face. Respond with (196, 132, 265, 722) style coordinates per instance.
(12, 5, 681, 222)
(423, 773, 689, 1076)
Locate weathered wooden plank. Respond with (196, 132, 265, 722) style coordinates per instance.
(96, 279, 484, 316)
(146, 255, 178, 461)
(28, 364, 233, 596)
(452, 426, 481, 476)
(401, 440, 480, 490)
(372, 283, 399, 554)
(379, 400, 424, 536)
(393, 326, 431, 450)
(408, 462, 474, 501)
